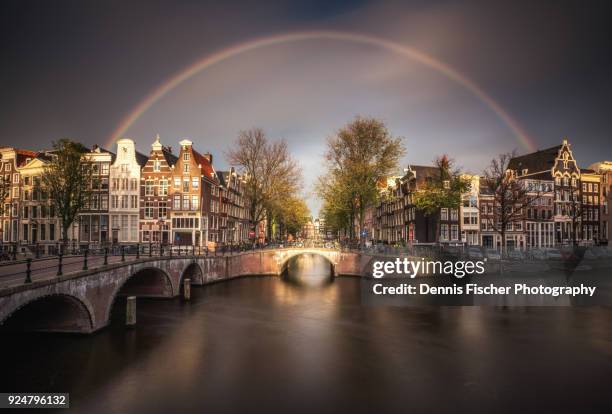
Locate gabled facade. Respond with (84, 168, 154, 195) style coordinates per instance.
(170, 139, 217, 247)
(79, 145, 114, 247)
(16, 153, 62, 254)
(0, 147, 36, 246)
(589, 161, 612, 244)
(109, 138, 147, 244)
(139, 135, 177, 245)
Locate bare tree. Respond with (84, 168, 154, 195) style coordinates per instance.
(43, 139, 92, 247)
(565, 182, 583, 246)
(0, 174, 9, 217)
(226, 129, 302, 241)
(481, 152, 541, 253)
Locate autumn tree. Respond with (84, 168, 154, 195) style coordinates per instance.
(270, 196, 311, 238)
(227, 128, 302, 241)
(317, 117, 405, 245)
(481, 152, 541, 253)
(43, 139, 91, 246)
(413, 155, 471, 242)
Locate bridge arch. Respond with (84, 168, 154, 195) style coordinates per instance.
(278, 250, 337, 277)
(104, 266, 174, 326)
(180, 261, 204, 287)
(0, 293, 94, 334)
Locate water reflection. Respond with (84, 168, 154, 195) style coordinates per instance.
(2, 275, 612, 413)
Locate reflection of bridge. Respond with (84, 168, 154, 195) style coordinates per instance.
(0, 248, 373, 334)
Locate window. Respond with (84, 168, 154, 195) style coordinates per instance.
(159, 202, 167, 219)
(91, 194, 99, 209)
(130, 178, 138, 191)
(101, 195, 108, 209)
(121, 178, 127, 190)
(121, 195, 128, 209)
(183, 195, 190, 210)
(5, 163, 10, 171)
(101, 177, 109, 190)
(192, 195, 199, 210)
(583, 183, 588, 192)
(173, 195, 181, 210)
(440, 224, 449, 241)
(183, 177, 190, 192)
(13, 173, 19, 184)
(174, 177, 181, 189)
(130, 195, 138, 208)
(159, 179, 168, 196)
(451, 225, 458, 240)
(144, 202, 154, 219)
(111, 195, 119, 209)
(145, 180, 154, 196)
(50, 224, 55, 241)
(192, 177, 199, 189)
(40, 224, 46, 241)
(153, 160, 161, 172)
(183, 152, 190, 161)
(441, 208, 448, 220)
(183, 164, 190, 173)
(450, 209, 458, 221)
(102, 164, 109, 175)
(12, 187, 18, 198)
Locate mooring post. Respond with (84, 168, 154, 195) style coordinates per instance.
(183, 278, 191, 301)
(126, 296, 137, 326)
(25, 258, 32, 283)
(57, 253, 63, 276)
(136, 243, 140, 259)
(149, 242, 152, 257)
(121, 245, 125, 262)
(104, 248, 108, 265)
(12, 244, 17, 261)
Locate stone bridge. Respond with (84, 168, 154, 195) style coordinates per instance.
(0, 248, 376, 334)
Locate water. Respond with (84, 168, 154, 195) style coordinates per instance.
(2, 254, 612, 413)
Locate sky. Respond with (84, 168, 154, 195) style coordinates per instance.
(2, 0, 611, 214)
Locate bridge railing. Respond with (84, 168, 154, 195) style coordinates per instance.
(0, 242, 306, 287)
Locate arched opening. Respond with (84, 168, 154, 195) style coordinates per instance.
(281, 253, 334, 288)
(119, 267, 173, 298)
(107, 267, 174, 326)
(1, 294, 93, 334)
(180, 262, 204, 289)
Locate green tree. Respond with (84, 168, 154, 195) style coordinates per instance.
(43, 139, 91, 246)
(413, 155, 470, 242)
(318, 116, 405, 245)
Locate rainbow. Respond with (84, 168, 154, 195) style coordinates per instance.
(106, 30, 536, 152)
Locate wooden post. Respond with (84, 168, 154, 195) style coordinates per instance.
(183, 278, 191, 301)
(126, 296, 136, 326)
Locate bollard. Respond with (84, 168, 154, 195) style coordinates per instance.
(170, 245, 173, 258)
(126, 296, 136, 326)
(183, 278, 191, 301)
(35, 243, 40, 259)
(121, 245, 125, 262)
(57, 253, 63, 276)
(25, 258, 32, 283)
(83, 250, 88, 270)
(149, 242, 152, 257)
(160, 244, 164, 257)
(136, 244, 140, 259)
(12, 244, 17, 261)
(104, 248, 108, 265)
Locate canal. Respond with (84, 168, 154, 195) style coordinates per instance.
(2, 254, 612, 413)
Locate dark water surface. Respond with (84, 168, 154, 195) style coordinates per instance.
(2, 255, 612, 413)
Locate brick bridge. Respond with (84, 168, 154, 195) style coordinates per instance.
(0, 248, 376, 334)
